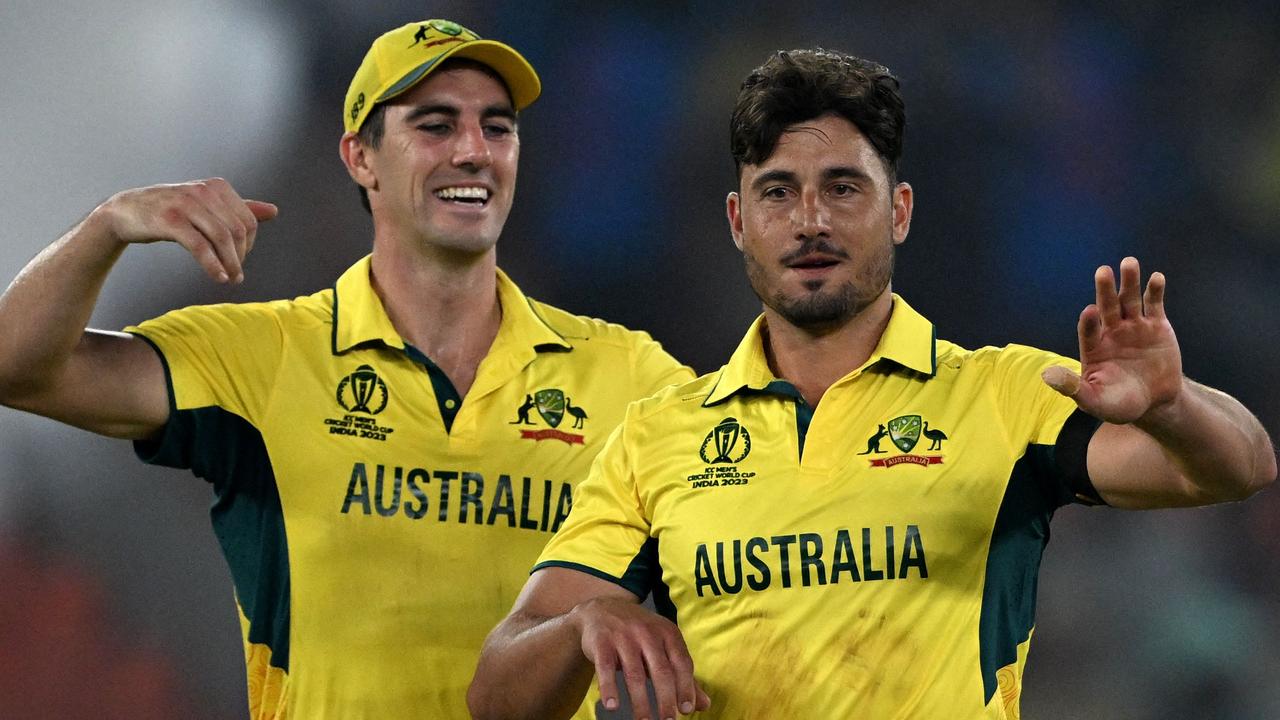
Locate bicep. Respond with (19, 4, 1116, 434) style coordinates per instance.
(8, 329, 169, 439)
(1087, 422, 1205, 509)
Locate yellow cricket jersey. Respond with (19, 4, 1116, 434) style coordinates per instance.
(126, 256, 692, 719)
(535, 295, 1103, 719)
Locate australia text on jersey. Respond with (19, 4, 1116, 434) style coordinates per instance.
(340, 462, 573, 533)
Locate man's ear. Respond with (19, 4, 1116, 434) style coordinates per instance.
(891, 181, 913, 246)
(339, 132, 377, 192)
(726, 191, 745, 252)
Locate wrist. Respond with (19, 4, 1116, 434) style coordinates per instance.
(82, 196, 131, 252)
(1132, 378, 1190, 435)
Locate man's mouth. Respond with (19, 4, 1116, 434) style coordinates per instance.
(434, 186, 491, 206)
(787, 255, 841, 270)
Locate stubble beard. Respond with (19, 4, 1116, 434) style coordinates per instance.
(744, 237, 895, 335)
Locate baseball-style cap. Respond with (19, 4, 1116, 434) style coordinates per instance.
(344, 19, 541, 133)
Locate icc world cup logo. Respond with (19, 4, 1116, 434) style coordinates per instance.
(699, 417, 751, 464)
(337, 365, 389, 415)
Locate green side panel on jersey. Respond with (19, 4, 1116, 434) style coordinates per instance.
(977, 444, 1057, 705)
(132, 337, 292, 671)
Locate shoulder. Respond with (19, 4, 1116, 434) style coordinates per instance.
(934, 339, 1072, 377)
(527, 298, 663, 351)
(147, 288, 330, 330)
(622, 372, 721, 425)
(129, 288, 334, 347)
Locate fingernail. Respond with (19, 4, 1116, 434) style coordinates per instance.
(681, 701, 694, 713)
(218, 272, 229, 283)
(604, 698, 617, 710)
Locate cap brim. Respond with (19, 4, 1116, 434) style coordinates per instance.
(377, 39, 541, 111)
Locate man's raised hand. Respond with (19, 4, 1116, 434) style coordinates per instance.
(97, 178, 278, 284)
(1043, 256, 1184, 425)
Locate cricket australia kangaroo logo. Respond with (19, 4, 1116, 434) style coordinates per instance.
(513, 388, 588, 445)
(858, 414, 948, 468)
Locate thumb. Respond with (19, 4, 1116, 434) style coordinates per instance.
(246, 200, 279, 221)
(1042, 366, 1082, 398)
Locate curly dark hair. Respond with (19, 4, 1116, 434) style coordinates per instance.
(730, 49, 905, 180)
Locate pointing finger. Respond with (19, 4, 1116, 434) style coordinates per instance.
(246, 200, 279, 222)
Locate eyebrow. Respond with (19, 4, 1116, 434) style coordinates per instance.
(403, 103, 517, 123)
(823, 166, 873, 183)
(750, 169, 798, 192)
(750, 166, 873, 192)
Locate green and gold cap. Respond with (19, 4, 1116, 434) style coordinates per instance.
(344, 19, 541, 133)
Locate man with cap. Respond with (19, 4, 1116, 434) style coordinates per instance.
(0, 18, 690, 719)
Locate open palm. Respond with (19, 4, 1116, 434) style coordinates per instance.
(1044, 257, 1183, 424)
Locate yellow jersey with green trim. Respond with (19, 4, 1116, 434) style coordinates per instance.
(124, 256, 692, 719)
(535, 295, 1103, 719)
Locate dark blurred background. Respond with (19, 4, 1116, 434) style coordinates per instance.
(1, 1, 1277, 717)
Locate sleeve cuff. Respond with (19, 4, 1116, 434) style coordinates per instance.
(1054, 409, 1106, 506)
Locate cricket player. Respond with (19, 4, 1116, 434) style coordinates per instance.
(0, 19, 690, 719)
(467, 48, 1276, 719)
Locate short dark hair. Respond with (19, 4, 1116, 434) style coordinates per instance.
(356, 103, 388, 213)
(352, 58, 515, 214)
(730, 49, 905, 180)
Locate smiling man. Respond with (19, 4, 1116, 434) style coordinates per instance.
(467, 49, 1277, 720)
(0, 19, 690, 719)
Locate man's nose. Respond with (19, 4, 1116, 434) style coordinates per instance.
(452, 124, 493, 170)
(793, 190, 831, 239)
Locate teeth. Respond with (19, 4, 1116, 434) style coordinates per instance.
(435, 186, 489, 201)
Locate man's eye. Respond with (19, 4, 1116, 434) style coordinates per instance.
(764, 187, 789, 199)
(831, 184, 855, 196)
(418, 123, 450, 134)
(484, 124, 514, 137)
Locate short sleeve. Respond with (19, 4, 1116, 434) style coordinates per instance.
(993, 345, 1104, 507)
(125, 302, 285, 470)
(534, 417, 657, 597)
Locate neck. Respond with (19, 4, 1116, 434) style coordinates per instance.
(762, 288, 894, 407)
(369, 237, 501, 398)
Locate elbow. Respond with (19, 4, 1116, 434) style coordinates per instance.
(1252, 448, 1278, 496)
(1209, 449, 1277, 503)
(1240, 440, 1279, 500)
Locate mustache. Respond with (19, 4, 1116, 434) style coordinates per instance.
(779, 240, 850, 265)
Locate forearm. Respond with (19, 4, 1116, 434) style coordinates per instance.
(469, 610, 595, 720)
(0, 208, 125, 399)
(1134, 378, 1277, 501)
